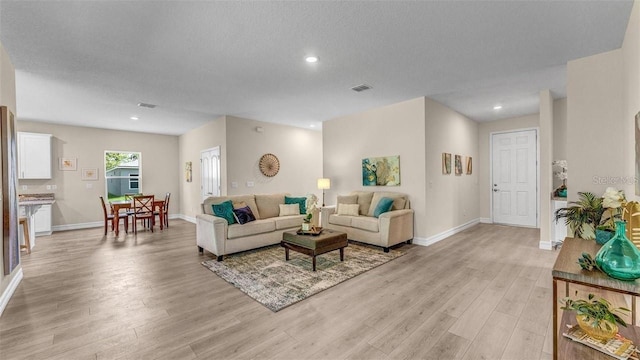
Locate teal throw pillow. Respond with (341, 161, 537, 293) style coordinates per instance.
(373, 197, 394, 218)
(212, 200, 236, 225)
(285, 196, 306, 214)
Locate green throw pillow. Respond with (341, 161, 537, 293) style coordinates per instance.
(285, 196, 306, 214)
(212, 200, 236, 225)
(373, 197, 394, 218)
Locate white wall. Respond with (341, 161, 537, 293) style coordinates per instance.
(424, 98, 479, 238)
(0, 40, 19, 315)
(323, 98, 427, 238)
(225, 116, 322, 198)
(16, 121, 180, 228)
(178, 116, 227, 219)
(539, 90, 554, 249)
(553, 98, 568, 190)
(566, 49, 627, 200)
(624, 1, 640, 198)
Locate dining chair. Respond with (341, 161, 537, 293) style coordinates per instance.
(100, 196, 128, 235)
(132, 195, 155, 233)
(125, 193, 142, 201)
(154, 192, 170, 228)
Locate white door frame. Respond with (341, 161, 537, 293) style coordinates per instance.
(200, 146, 221, 201)
(489, 127, 540, 228)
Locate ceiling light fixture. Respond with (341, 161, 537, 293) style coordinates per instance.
(305, 56, 318, 63)
(493, 105, 503, 110)
(137, 102, 157, 109)
(130, 116, 139, 121)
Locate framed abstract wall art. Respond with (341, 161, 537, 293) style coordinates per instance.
(455, 155, 462, 176)
(442, 153, 451, 174)
(362, 155, 400, 186)
(466, 156, 472, 175)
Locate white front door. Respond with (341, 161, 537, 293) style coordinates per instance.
(491, 129, 538, 227)
(200, 147, 220, 201)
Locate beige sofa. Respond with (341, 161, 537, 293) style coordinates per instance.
(321, 191, 414, 252)
(196, 193, 305, 261)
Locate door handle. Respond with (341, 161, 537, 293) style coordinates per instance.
(493, 189, 499, 192)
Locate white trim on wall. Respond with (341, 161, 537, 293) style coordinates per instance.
(0, 268, 23, 317)
(51, 214, 186, 232)
(412, 218, 480, 247)
(480, 217, 492, 224)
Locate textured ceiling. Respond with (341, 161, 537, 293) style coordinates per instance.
(0, 1, 634, 135)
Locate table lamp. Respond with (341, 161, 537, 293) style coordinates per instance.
(317, 178, 331, 207)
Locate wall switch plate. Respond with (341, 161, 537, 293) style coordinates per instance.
(231, 182, 238, 188)
(21, 185, 27, 190)
(52, 185, 57, 190)
(86, 183, 93, 189)
(246, 181, 254, 187)
(46, 185, 51, 190)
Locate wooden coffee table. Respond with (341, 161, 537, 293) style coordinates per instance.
(281, 229, 348, 271)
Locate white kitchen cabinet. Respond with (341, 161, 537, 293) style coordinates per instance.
(18, 132, 52, 179)
(34, 204, 52, 236)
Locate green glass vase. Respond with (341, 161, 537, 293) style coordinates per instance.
(595, 221, 640, 281)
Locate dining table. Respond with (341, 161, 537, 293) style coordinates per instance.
(110, 198, 165, 236)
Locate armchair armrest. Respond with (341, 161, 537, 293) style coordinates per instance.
(379, 209, 414, 244)
(321, 206, 336, 228)
(196, 213, 228, 258)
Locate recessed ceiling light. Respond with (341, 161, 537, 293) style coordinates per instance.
(310, 124, 315, 128)
(130, 116, 139, 121)
(493, 105, 503, 110)
(305, 56, 318, 63)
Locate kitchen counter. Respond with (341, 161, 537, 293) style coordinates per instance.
(18, 193, 55, 249)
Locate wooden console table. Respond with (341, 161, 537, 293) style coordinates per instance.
(552, 237, 640, 359)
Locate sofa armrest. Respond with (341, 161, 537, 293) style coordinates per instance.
(378, 209, 414, 245)
(196, 213, 228, 257)
(320, 206, 336, 228)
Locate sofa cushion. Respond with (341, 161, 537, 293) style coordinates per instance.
(285, 196, 307, 214)
(279, 204, 300, 216)
(351, 191, 374, 215)
(373, 197, 394, 218)
(329, 214, 353, 227)
(367, 192, 409, 216)
(255, 194, 286, 219)
(232, 206, 256, 225)
(274, 215, 305, 230)
(227, 219, 276, 239)
(203, 195, 260, 219)
(337, 195, 358, 205)
(337, 203, 360, 216)
(351, 216, 379, 232)
(212, 201, 236, 225)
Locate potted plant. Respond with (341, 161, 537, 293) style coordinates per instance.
(555, 192, 605, 240)
(302, 213, 312, 231)
(560, 292, 629, 341)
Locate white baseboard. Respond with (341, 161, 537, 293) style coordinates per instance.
(52, 214, 188, 232)
(177, 214, 196, 223)
(539, 241, 553, 250)
(0, 268, 23, 317)
(413, 218, 481, 247)
(480, 217, 492, 224)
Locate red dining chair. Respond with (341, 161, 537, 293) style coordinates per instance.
(132, 195, 155, 233)
(100, 196, 128, 235)
(154, 192, 170, 228)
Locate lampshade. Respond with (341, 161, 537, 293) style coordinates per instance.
(317, 178, 331, 190)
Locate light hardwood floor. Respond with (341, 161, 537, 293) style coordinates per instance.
(0, 221, 560, 359)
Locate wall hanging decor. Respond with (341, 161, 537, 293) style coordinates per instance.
(362, 155, 400, 186)
(466, 156, 472, 175)
(259, 153, 280, 177)
(81, 168, 98, 181)
(59, 157, 77, 171)
(442, 153, 451, 175)
(185, 161, 192, 182)
(455, 155, 462, 175)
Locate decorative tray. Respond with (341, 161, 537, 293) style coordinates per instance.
(563, 324, 637, 359)
(297, 227, 323, 236)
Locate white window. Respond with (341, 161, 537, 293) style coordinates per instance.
(105, 151, 141, 201)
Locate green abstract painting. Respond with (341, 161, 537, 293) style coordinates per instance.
(362, 155, 400, 186)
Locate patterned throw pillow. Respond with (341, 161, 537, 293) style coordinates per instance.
(279, 204, 300, 216)
(232, 206, 256, 225)
(285, 196, 307, 214)
(337, 203, 360, 216)
(212, 200, 236, 225)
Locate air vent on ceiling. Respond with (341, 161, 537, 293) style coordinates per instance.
(351, 84, 372, 92)
(137, 102, 157, 109)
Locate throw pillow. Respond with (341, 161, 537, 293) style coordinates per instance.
(279, 203, 300, 216)
(212, 200, 236, 225)
(232, 206, 256, 225)
(284, 196, 306, 214)
(337, 195, 358, 205)
(373, 197, 394, 218)
(232, 201, 248, 209)
(337, 203, 360, 216)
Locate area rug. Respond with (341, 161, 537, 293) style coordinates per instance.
(201, 243, 404, 312)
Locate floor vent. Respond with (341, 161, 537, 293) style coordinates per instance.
(351, 84, 372, 92)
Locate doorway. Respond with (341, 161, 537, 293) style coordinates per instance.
(491, 129, 538, 227)
(200, 147, 220, 201)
